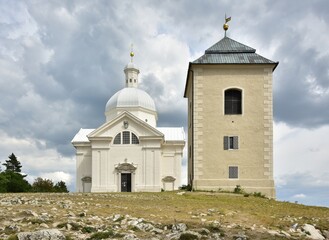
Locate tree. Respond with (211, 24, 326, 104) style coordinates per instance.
(3, 153, 22, 173)
(0, 153, 31, 192)
(32, 177, 54, 192)
(0, 173, 9, 192)
(0, 171, 31, 192)
(54, 181, 69, 193)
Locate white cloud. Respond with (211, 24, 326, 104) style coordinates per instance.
(293, 193, 306, 198)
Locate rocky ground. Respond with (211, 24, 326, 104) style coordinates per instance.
(0, 192, 328, 239)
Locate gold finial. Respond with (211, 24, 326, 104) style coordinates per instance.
(130, 44, 134, 62)
(223, 14, 231, 37)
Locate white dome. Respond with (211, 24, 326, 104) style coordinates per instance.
(105, 88, 156, 112)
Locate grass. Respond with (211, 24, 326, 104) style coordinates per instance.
(0, 191, 328, 238)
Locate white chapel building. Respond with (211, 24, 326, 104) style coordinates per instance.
(72, 53, 185, 192)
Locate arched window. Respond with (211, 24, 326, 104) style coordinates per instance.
(113, 131, 139, 145)
(113, 133, 121, 144)
(132, 133, 139, 144)
(123, 131, 130, 144)
(225, 89, 242, 115)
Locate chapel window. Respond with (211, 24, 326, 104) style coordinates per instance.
(123, 131, 130, 144)
(131, 133, 139, 144)
(113, 131, 139, 145)
(225, 89, 242, 115)
(113, 133, 121, 144)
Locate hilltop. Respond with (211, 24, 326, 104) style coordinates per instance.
(0, 192, 328, 239)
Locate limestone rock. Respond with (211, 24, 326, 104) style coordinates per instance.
(17, 229, 65, 240)
(172, 223, 187, 232)
(302, 224, 325, 240)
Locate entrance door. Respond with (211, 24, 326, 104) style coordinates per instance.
(121, 173, 131, 192)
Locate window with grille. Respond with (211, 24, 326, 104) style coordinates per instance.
(113, 131, 139, 145)
(229, 166, 238, 179)
(225, 89, 242, 115)
(123, 131, 130, 144)
(131, 133, 139, 144)
(113, 133, 121, 144)
(224, 136, 239, 150)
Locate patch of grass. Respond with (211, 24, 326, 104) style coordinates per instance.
(81, 226, 97, 233)
(65, 235, 74, 240)
(87, 230, 117, 240)
(7, 235, 18, 240)
(56, 222, 68, 228)
(179, 232, 198, 240)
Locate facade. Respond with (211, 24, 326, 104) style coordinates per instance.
(72, 56, 185, 192)
(184, 36, 278, 198)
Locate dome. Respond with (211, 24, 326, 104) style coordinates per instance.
(105, 88, 156, 112)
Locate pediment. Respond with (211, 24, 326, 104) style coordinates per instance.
(88, 111, 164, 140)
(115, 162, 137, 173)
(162, 176, 176, 182)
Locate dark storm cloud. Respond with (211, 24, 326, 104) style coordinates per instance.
(1, 0, 328, 160)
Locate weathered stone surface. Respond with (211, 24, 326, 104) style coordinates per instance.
(1, 193, 328, 240)
(302, 224, 325, 240)
(17, 229, 65, 240)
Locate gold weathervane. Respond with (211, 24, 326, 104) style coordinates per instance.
(223, 14, 231, 37)
(130, 44, 134, 62)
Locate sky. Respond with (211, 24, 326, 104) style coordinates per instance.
(0, 0, 328, 207)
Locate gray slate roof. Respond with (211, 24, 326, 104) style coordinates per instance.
(193, 37, 276, 65)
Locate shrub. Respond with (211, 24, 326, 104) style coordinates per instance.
(82, 226, 97, 233)
(179, 184, 192, 191)
(253, 192, 266, 198)
(233, 185, 243, 194)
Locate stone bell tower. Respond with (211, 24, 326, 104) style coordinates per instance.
(184, 17, 278, 198)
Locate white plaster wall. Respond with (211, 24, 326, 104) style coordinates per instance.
(75, 146, 92, 192)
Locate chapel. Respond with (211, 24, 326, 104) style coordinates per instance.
(184, 19, 278, 198)
(72, 52, 185, 192)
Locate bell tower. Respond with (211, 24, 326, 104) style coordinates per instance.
(184, 16, 279, 198)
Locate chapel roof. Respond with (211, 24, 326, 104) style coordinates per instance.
(71, 128, 94, 143)
(192, 37, 278, 65)
(105, 88, 156, 112)
(71, 127, 185, 143)
(157, 127, 185, 141)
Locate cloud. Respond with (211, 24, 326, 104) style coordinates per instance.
(275, 172, 329, 207)
(293, 194, 306, 199)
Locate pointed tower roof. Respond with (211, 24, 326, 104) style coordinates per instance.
(193, 37, 278, 66)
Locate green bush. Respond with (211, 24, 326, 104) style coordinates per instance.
(233, 185, 243, 194)
(179, 184, 192, 191)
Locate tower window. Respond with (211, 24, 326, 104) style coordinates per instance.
(224, 136, 239, 150)
(134, 79, 136, 83)
(229, 166, 238, 179)
(130, 79, 132, 83)
(225, 89, 242, 114)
